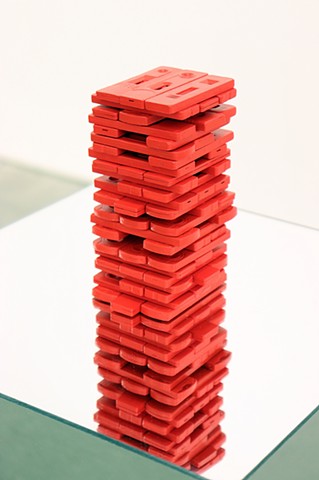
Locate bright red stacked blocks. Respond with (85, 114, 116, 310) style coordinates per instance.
(89, 67, 236, 473)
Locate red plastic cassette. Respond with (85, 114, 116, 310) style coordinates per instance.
(92, 86, 236, 121)
(94, 234, 228, 278)
(94, 249, 227, 292)
(93, 67, 234, 114)
(90, 67, 236, 473)
(95, 371, 227, 472)
(96, 309, 226, 363)
(92, 191, 234, 244)
(94, 254, 227, 304)
(93, 157, 230, 201)
(94, 168, 225, 205)
(89, 129, 233, 174)
(92, 148, 230, 188)
(93, 174, 230, 220)
(96, 411, 225, 472)
(93, 266, 226, 321)
(94, 405, 224, 452)
(89, 104, 236, 151)
(94, 170, 230, 210)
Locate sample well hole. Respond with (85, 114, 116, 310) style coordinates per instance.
(177, 86, 197, 96)
(153, 82, 171, 91)
(180, 72, 194, 78)
(133, 75, 154, 85)
(201, 78, 218, 85)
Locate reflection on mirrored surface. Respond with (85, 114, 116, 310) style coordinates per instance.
(1, 188, 318, 479)
(1, 394, 318, 479)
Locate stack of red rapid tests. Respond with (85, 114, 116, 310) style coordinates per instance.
(89, 67, 236, 474)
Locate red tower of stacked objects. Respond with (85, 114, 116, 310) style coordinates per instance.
(89, 67, 236, 474)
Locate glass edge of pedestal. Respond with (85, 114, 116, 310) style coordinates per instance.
(0, 391, 201, 480)
(243, 403, 319, 479)
(2, 391, 318, 479)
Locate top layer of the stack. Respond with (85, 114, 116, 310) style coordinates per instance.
(92, 66, 236, 119)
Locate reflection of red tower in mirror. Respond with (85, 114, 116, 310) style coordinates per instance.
(89, 67, 237, 474)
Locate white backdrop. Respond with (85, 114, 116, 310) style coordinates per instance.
(1, 0, 319, 228)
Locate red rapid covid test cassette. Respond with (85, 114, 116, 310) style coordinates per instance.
(89, 66, 236, 474)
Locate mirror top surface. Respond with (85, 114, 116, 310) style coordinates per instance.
(1, 187, 318, 479)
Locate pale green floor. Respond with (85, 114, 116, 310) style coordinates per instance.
(0, 160, 89, 228)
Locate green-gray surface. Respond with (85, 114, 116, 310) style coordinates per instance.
(0, 393, 200, 480)
(0, 159, 88, 228)
(244, 405, 319, 480)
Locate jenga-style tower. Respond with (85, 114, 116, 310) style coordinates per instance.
(89, 67, 236, 473)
